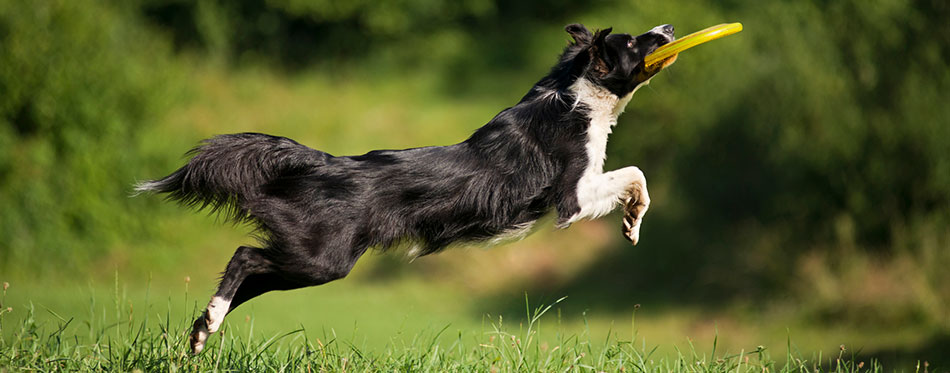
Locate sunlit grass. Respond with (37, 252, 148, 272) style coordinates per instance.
(1, 272, 937, 372)
(0, 283, 888, 372)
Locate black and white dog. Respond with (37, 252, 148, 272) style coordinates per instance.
(137, 23, 674, 354)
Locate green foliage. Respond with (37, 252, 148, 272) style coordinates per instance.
(130, 0, 604, 73)
(0, 0, 180, 273)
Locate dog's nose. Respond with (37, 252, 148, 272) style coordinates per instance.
(649, 24, 675, 39)
(659, 24, 674, 36)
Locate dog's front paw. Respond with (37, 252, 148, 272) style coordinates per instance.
(621, 185, 650, 245)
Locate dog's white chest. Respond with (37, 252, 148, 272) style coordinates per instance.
(567, 78, 639, 222)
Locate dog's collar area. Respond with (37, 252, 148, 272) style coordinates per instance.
(569, 78, 641, 118)
(570, 78, 621, 107)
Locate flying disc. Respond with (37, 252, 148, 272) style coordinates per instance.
(644, 22, 743, 71)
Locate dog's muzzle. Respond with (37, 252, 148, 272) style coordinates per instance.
(650, 24, 675, 45)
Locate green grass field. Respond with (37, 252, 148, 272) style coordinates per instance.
(0, 268, 937, 372)
(0, 281, 893, 372)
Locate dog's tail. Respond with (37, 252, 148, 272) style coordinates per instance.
(135, 133, 328, 222)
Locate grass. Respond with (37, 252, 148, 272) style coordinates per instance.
(0, 284, 887, 372)
(3, 252, 940, 369)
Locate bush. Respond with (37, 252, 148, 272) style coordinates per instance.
(0, 0, 180, 274)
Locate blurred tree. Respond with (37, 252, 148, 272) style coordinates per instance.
(131, 0, 608, 70)
(0, 0, 180, 273)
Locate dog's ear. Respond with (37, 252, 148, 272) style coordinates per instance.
(588, 27, 613, 76)
(565, 23, 593, 45)
(591, 27, 612, 49)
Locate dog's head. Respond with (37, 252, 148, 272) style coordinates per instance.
(563, 23, 675, 96)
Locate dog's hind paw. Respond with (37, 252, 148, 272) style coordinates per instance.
(189, 313, 211, 354)
(189, 296, 231, 354)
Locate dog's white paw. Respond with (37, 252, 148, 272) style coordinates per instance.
(189, 314, 210, 354)
(189, 296, 231, 354)
(621, 186, 650, 245)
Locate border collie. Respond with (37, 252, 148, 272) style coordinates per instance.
(137, 23, 674, 354)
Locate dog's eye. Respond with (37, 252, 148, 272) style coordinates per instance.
(627, 40, 635, 48)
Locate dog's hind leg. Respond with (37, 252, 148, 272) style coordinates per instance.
(189, 242, 367, 354)
(224, 272, 300, 312)
(190, 246, 275, 354)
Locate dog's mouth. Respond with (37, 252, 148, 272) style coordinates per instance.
(635, 24, 676, 81)
(649, 36, 678, 70)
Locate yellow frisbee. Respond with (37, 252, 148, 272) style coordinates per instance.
(644, 22, 743, 71)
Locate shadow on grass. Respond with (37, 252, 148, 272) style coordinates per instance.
(469, 209, 752, 319)
(852, 332, 950, 371)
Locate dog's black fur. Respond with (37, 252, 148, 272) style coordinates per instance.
(137, 23, 674, 353)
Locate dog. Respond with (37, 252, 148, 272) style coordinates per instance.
(137, 23, 674, 354)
